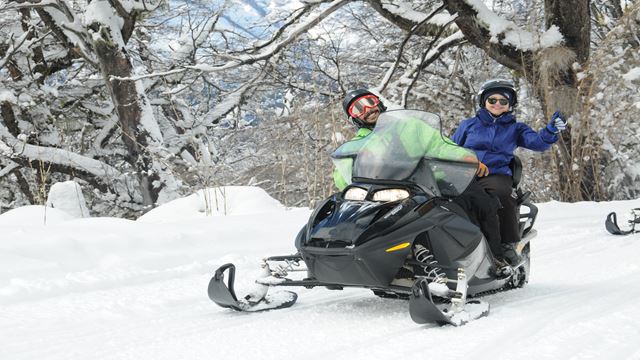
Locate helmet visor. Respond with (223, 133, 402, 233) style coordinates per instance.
(348, 95, 380, 118)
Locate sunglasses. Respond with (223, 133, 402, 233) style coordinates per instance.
(348, 95, 380, 118)
(487, 97, 510, 106)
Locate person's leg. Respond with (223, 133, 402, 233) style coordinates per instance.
(477, 175, 519, 244)
(454, 181, 503, 258)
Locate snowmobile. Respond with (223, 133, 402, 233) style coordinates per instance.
(208, 110, 538, 326)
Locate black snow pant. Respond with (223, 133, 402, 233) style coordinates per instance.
(477, 174, 520, 245)
(452, 180, 503, 258)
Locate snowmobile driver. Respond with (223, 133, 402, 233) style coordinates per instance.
(334, 89, 506, 271)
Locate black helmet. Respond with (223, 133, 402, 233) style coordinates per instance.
(478, 79, 517, 108)
(342, 89, 386, 128)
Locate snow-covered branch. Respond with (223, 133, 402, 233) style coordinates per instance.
(442, 0, 564, 72)
(0, 30, 34, 70)
(194, 0, 350, 73)
(0, 126, 122, 180)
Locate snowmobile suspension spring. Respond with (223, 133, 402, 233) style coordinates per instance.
(414, 245, 447, 283)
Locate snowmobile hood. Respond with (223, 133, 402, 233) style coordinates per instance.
(308, 199, 396, 246)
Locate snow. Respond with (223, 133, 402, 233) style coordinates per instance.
(2, 187, 640, 359)
(381, 1, 455, 25)
(84, 1, 125, 47)
(464, 0, 564, 50)
(623, 67, 640, 82)
(46, 181, 90, 218)
(138, 186, 285, 223)
(0, 89, 17, 103)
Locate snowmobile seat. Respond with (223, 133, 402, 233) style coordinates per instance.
(509, 156, 523, 188)
(509, 156, 532, 205)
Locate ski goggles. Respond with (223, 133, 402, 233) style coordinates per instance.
(348, 95, 380, 118)
(486, 97, 510, 106)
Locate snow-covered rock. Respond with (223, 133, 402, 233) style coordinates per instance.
(46, 181, 90, 218)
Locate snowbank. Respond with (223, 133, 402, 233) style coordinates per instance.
(138, 186, 285, 223)
(0, 205, 73, 226)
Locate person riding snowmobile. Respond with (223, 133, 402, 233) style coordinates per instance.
(334, 89, 505, 267)
(451, 79, 568, 266)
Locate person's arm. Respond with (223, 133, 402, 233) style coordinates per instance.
(399, 119, 476, 161)
(331, 131, 370, 191)
(516, 122, 558, 151)
(333, 166, 348, 191)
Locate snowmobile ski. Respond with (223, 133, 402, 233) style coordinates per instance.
(409, 270, 489, 326)
(208, 263, 298, 312)
(606, 209, 640, 235)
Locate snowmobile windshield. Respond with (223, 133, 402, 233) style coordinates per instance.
(332, 110, 478, 198)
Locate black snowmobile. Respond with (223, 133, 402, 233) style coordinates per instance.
(208, 110, 538, 326)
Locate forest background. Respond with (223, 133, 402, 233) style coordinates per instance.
(0, 0, 638, 218)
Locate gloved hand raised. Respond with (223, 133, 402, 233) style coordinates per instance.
(546, 110, 567, 133)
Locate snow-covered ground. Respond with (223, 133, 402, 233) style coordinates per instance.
(1, 187, 640, 360)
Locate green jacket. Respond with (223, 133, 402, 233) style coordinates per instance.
(333, 127, 372, 190)
(332, 118, 473, 191)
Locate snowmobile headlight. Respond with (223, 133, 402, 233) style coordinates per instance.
(344, 187, 368, 201)
(372, 189, 410, 202)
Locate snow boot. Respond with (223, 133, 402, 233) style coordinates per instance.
(494, 258, 513, 278)
(501, 243, 522, 266)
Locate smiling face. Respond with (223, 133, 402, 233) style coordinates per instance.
(485, 95, 510, 116)
(361, 108, 380, 124)
(348, 94, 381, 126)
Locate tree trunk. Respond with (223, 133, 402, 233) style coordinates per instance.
(93, 39, 161, 206)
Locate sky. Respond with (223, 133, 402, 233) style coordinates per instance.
(1, 186, 640, 360)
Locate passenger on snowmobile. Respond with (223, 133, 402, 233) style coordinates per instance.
(335, 89, 503, 268)
(451, 79, 568, 265)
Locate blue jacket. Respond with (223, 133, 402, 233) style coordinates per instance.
(451, 108, 558, 176)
